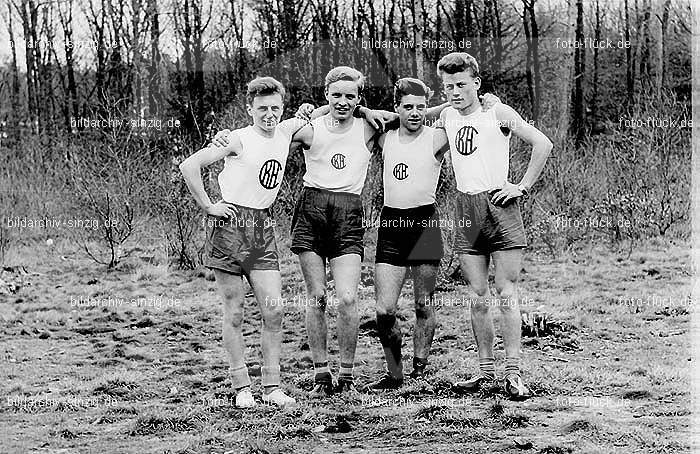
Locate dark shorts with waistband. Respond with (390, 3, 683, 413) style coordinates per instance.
(204, 204, 279, 277)
(376, 204, 444, 267)
(454, 190, 527, 255)
(291, 187, 365, 260)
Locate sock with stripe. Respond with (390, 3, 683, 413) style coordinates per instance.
(338, 362, 354, 383)
(313, 361, 332, 383)
(504, 357, 520, 377)
(478, 357, 495, 380)
(229, 365, 252, 390)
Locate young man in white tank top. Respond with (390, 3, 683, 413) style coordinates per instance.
(179, 77, 311, 408)
(438, 53, 553, 400)
(288, 67, 399, 396)
(365, 78, 499, 390)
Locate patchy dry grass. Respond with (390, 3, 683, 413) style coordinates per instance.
(0, 238, 693, 453)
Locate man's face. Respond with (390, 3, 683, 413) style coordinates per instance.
(441, 70, 480, 111)
(247, 93, 284, 132)
(325, 80, 360, 120)
(395, 94, 427, 132)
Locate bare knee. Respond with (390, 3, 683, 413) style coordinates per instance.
(306, 289, 327, 313)
(469, 281, 489, 298)
(223, 301, 244, 328)
(376, 306, 398, 341)
(337, 292, 357, 313)
(414, 297, 434, 320)
(262, 307, 283, 330)
(494, 276, 517, 298)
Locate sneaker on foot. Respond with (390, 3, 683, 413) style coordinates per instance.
(503, 374, 531, 401)
(335, 379, 361, 396)
(408, 363, 427, 379)
(235, 387, 256, 408)
(453, 373, 494, 394)
(368, 373, 404, 390)
(262, 388, 297, 407)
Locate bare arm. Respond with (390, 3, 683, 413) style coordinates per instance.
(310, 105, 330, 120)
(432, 110, 450, 161)
(426, 102, 450, 121)
(278, 117, 311, 139)
(355, 105, 397, 150)
(433, 127, 450, 161)
(490, 103, 553, 205)
(290, 122, 314, 151)
(179, 132, 242, 217)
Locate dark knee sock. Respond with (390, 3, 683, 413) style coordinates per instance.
(377, 312, 403, 377)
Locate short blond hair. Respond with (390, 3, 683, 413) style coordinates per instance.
(246, 76, 285, 104)
(324, 66, 365, 93)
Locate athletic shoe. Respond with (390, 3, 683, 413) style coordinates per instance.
(408, 359, 428, 379)
(310, 379, 334, 397)
(235, 387, 256, 408)
(452, 373, 494, 394)
(335, 379, 361, 396)
(368, 373, 404, 390)
(262, 388, 297, 407)
(503, 374, 531, 401)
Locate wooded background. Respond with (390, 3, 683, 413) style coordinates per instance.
(0, 0, 692, 269)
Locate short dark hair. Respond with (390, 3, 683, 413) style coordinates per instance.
(436, 53, 480, 78)
(393, 77, 433, 106)
(324, 66, 365, 94)
(246, 76, 286, 104)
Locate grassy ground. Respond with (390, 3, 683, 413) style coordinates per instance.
(0, 235, 693, 453)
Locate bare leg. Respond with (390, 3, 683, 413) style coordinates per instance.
(410, 263, 438, 362)
(214, 269, 254, 406)
(458, 254, 494, 361)
(374, 263, 407, 378)
(214, 269, 247, 376)
(492, 249, 523, 365)
(248, 270, 283, 387)
(299, 251, 328, 366)
(329, 253, 362, 371)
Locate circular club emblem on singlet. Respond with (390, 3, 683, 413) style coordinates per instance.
(393, 163, 409, 180)
(455, 125, 479, 156)
(331, 153, 346, 170)
(258, 159, 283, 189)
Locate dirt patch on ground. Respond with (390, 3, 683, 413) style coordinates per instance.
(0, 239, 693, 453)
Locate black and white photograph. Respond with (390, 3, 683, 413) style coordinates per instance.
(0, 0, 697, 452)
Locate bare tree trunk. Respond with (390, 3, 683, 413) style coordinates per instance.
(131, 0, 143, 117)
(412, 0, 424, 80)
(522, 0, 540, 121)
(6, 0, 20, 139)
(591, 0, 600, 128)
(454, 0, 466, 43)
(492, 0, 503, 77)
(571, 0, 586, 150)
(656, 0, 671, 98)
(58, 0, 78, 131)
(147, 0, 160, 115)
(639, 0, 651, 89)
(523, 4, 535, 119)
(554, 0, 574, 146)
(624, 0, 634, 105)
(18, 0, 38, 131)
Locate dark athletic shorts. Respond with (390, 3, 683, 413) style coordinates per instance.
(204, 204, 279, 276)
(376, 204, 444, 267)
(291, 187, 365, 260)
(454, 190, 527, 255)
